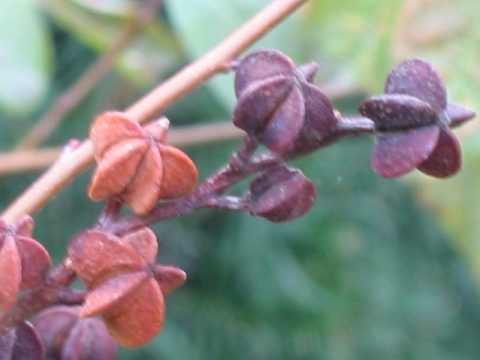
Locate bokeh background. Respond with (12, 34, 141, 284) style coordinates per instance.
(2, 0, 480, 359)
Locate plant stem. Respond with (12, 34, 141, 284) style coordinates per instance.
(1, 0, 307, 224)
(108, 142, 281, 235)
(0, 121, 243, 176)
(337, 116, 375, 134)
(0, 260, 84, 334)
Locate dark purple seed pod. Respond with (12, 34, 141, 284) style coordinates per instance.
(61, 318, 117, 360)
(0, 321, 44, 360)
(234, 49, 295, 98)
(372, 126, 440, 178)
(33, 306, 79, 358)
(359, 94, 437, 131)
(233, 49, 338, 154)
(249, 165, 316, 222)
(283, 82, 338, 157)
(446, 103, 477, 128)
(296, 61, 319, 83)
(385, 58, 447, 112)
(33, 306, 117, 360)
(233, 75, 305, 152)
(417, 127, 461, 178)
(358, 58, 476, 179)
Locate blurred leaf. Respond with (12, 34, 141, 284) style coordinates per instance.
(304, 0, 480, 299)
(304, 0, 480, 109)
(165, 0, 308, 111)
(71, 0, 138, 16)
(411, 132, 480, 289)
(303, 0, 403, 91)
(0, 0, 52, 117)
(42, 0, 181, 86)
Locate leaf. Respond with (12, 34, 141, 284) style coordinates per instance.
(70, 0, 136, 16)
(165, 0, 307, 111)
(42, 0, 181, 86)
(303, 0, 404, 91)
(0, 0, 52, 117)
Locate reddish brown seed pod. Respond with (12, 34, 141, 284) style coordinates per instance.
(0, 235, 22, 313)
(0, 215, 51, 306)
(68, 228, 186, 347)
(68, 230, 144, 288)
(88, 111, 199, 214)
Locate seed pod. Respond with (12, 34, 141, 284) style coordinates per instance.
(33, 306, 117, 360)
(61, 317, 117, 360)
(101, 277, 165, 348)
(88, 112, 198, 214)
(68, 230, 144, 288)
(358, 58, 476, 178)
(151, 265, 187, 295)
(249, 165, 316, 222)
(68, 228, 184, 347)
(0, 215, 51, 294)
(0, 321, 44, 360)
(233, 49, 337, 154)
(0, 235, 21, 313)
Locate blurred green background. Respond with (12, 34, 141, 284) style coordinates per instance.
(2, 0, 480, 359)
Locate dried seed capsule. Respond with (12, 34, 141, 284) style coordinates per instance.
(0, 321, 44, 360)
(0, 215, 51, 303)
(151, 265, 187, 295)
(68, 230, 144, 288)
(358, 58, 476, 178)
(61, 317, 117, 360)
(33, 306, 117, 360)
(233, 49, 337, 154)
(88, 112, 198, 214)
(0, 235, 21, 313)
(68, 228, 184, 347)
(249, 165, 316, 222)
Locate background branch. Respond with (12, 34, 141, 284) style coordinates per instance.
(16, 0, 164, 150)
(0, 121, 243, 176)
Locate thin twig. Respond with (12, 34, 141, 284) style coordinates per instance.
(17, 0, 165, 150)
(0, 121, 243, 176)
(1, 0, 308, 223)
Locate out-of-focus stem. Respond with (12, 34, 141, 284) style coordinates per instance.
(0, 121, 243, 176)
(17, 0, 165, 150)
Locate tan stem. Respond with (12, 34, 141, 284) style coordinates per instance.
(17, 0, 165, 150)
(0, 122, 243, 176)
(1, 0, 308, 223)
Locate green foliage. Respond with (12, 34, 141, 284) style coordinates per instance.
(43, 0, 181, 86)
(165, 0, 306, 110)
(0, 0, 53, 117)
